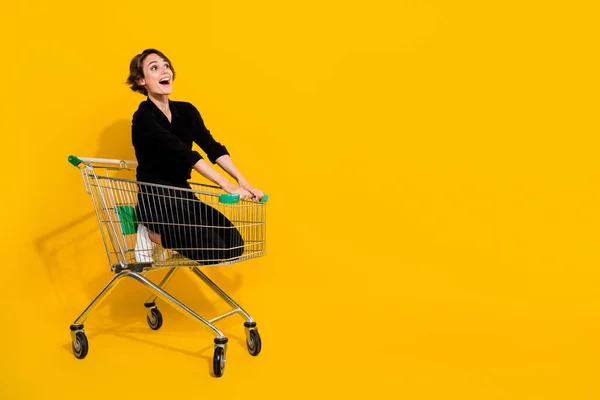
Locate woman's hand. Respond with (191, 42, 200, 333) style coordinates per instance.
(221, 182, 254, 201)
(215, 156, 264, 202)
(238, 179, 264, 202)
(222, 181, 263, 202)
(192, 158, 263, 202)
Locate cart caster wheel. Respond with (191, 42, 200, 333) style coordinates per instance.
(213, 346, 226, 377)
(246, 329, 262, 356)
(72, 331, 89, 359)
(147, 308, 163, 330)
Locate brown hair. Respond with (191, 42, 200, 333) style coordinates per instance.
(126, 49, 176, 95)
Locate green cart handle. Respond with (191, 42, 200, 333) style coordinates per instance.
(219, 193, 269, 204)
(219, 194, 240, 204)
(68, 155, 82, 167)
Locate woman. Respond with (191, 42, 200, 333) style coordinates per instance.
(126, 48, 264, 264)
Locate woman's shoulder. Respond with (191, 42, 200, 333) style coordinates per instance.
(132, 99, 200, 123)
(133, 99, 153, 118)
(171, 100, 199, 114)
(132, 100, 162, 128)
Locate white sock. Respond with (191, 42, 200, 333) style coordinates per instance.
(134, 224, 155, 263)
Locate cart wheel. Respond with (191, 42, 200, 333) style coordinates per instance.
(246, 329, 262, 356)
(213, 346, 226, 377)
(147, 308, 163, 330)
(72, 331, 89, 359)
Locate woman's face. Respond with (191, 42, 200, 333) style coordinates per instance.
(139, 53, 173, 96)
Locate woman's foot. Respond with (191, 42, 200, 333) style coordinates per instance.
(134, 224, 155, 263)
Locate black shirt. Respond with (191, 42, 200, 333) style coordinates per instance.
(131, 98, 229, 187)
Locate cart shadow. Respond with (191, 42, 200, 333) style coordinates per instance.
(35, 120, 136, 311)
(33, 211, 98, 311)
(61, 323, 248, 377)
(61, 328, 212, 358)
(61, 330, 216, 373)
(95, 119, 136, 164)
(36, 212, 247, 323)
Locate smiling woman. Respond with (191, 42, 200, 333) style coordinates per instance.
(125, 48, 265, 264)
(126, 49, 176, 97)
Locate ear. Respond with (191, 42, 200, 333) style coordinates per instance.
(138, 78, 145, 87)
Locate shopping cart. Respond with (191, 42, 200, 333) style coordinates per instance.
(67, 155, 268, 377)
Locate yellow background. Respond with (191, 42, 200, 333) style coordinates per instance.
(2, 0, 599, 398)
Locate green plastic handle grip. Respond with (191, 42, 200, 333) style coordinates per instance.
(68, 155, 82, 167)
(219, 194, 241, 204)
(218, 193, 269, 204)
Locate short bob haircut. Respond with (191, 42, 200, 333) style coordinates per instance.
(126, 49, 176, 96)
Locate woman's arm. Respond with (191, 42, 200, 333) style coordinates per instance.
(192, 158, 256, 201)
(186, 104, 264, 201)
(215, 155, 264, 201)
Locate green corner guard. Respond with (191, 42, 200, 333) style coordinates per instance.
(218, 193, 269, 204)
(68, 155, 82, 167)
(115, 205, 138, 235)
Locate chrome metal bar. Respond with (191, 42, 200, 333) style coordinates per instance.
(146, 267, 178, 303)
(209, 309, 242, 324)
(80, 167, 92, 194)
(90, 175, 128, 267)
(104, 178, 125, 265)
(191, 267, 253, 322)
(73, 270, 225, 338)
(73, 271, 129, 325)
(86, 171, 120, 270)
(78, 157, 138, 166)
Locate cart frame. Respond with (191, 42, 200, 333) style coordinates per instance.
(67, 155, 267, 377)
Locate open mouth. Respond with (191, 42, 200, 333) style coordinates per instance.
(159, 78, 171, 85)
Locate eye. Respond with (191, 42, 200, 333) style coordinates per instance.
(164, 64, 170, 69)
(150, 65, 157, 71)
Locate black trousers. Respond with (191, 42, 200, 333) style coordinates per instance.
(136, 183, 244, 265)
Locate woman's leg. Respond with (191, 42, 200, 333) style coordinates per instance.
(192, 198, 245, 263)
(159, 194, 244, 265)
(134, 187, 165, 262)
(133, 224, 155, 263)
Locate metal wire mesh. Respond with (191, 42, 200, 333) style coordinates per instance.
(78, 161, 266, 271)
